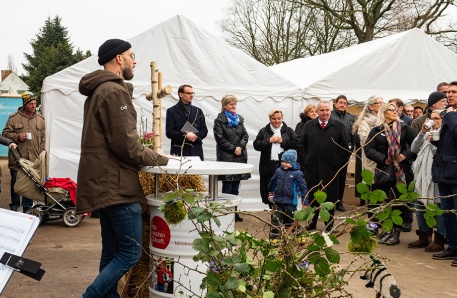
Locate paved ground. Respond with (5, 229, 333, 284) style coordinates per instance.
(0, 159, 456, 297)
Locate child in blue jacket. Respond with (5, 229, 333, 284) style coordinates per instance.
(268, 149, 308, 239)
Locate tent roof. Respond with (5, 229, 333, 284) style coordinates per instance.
(42, 15, 302, 102)
(269, 28, 457, 105)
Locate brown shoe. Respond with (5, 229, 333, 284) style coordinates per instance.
(408, 230, 431, 249)
(425, 231, 446, 252)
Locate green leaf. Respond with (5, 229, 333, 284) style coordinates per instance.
(294, 207, 314, 221)
(224, 277, 240, 289)
(408, 181, 416, 192)
(320, 208, 331, 222)
(183, 193, 194, 204)
(324, 247, 340, 263)
(361, 169, 374, 185)
(263, 291, 275, 298)
(264, 260, 282, 272)
(314, 257, 330, 277)
(213, 216, 221, 227)
(356, 182, 370, 194)
(392, 215, 403, 226)
(321, 202, 334, 210)
(345, 218, 356, 225)
(163, 191, 178, 202)
(233, 263, 251, 273)
(307, 251, 322, 263)
(372, 189, 387, 202)
(376, 211, 390, 221)
(314, 190, 327, 204)
(396, 183, 407, 194)
(382, 219, 393, 231)
(197, 212, 212, 223)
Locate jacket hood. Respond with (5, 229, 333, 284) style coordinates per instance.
(299, 113, 312, 122)
(79, 70, 125, 96)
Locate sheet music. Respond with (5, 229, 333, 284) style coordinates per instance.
(0, 208, 40, 294)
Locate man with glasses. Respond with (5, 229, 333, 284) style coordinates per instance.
(166, 84, 208, 160)
(2, 91, 45, 212)
(412, 91, 448, 135)
(77, 38, 169, 297)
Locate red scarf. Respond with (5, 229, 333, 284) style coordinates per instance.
(385, 121, 405, 184)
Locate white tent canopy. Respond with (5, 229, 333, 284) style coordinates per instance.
(270, 28, 457, 105)
(41, 15, 304, 211)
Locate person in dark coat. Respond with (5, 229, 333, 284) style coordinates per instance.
(364, 102, 416, 246)
(298, 101, 350, 232)
(294, 104, 317, 136)
(253, 108, 298, 209)
(166, 84, 208, 160)
(268, 149, 308, 239)
(430, 102, 457, 265)
(331, 95, 356, 212)
(213, 94, 251, 222)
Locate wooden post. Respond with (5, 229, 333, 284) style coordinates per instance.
(146, 61, 171, 153)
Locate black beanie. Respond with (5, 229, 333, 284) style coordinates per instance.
(98, 39, 131, 66)
(428, 91, 446, 107)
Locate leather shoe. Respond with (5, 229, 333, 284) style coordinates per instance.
(452, 259, 457, 267)
(402, 221, 412, 232)
(336, 202, 345, 212)
(433, 247, 457, 260)
(235, 214, 243, 222)
(305, 223, 316, 231)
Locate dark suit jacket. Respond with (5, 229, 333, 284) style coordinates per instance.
(298, 118, 350, 202)
(166, 101, 208, 160)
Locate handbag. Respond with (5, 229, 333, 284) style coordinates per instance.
(374, 163, 396, 185)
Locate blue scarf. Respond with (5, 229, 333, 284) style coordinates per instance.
(225, 110, 239, 127)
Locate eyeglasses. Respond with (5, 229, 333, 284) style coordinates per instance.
(121, 53, 135, 60)
(386, 108, 398, 112)
(182, 92, 195, 95)
(431, 117, 442, 120)
(373, 102, 384, 105)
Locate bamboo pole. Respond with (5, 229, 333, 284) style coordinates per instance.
(146, 61, 171, 153)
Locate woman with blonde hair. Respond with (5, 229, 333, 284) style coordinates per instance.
(352, 96, 384, 174)
(254, 108, 298, 208)
(214, 94, 251, 222)
(295, 104, 317, 136)
(364, 102, 416, 245)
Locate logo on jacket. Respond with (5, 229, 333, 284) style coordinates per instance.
(120, 105, 128, 110)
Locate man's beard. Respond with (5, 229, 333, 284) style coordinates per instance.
(123, 67, 134, 80)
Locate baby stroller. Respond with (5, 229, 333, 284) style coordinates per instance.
(12, 148, 84, 227)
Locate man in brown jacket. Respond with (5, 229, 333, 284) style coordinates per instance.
(2, 91, 45, 212)
(77, 38, 168, 298)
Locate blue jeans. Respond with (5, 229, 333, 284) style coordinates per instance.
(82, 202, 142, 298)
(10, 169, 33, 211)
(415, 201, 445, 237)
(438, 183, 457, 249)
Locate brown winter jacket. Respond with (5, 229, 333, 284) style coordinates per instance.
(76, 70, 168, 214)
(2, 108, 46, 169)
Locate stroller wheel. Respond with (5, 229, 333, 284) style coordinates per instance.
(26, 208, 43, 224)
(63, 208, 83, 227)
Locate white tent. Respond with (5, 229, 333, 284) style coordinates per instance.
(41, 15, 304, 211)
(270, 28, 457, 105)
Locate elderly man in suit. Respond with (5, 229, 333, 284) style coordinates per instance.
(298, 100, 350, 232)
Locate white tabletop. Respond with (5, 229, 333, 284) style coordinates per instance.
(140, 160, 254, 175)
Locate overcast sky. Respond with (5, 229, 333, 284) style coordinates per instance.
(0, 0, 230, 76)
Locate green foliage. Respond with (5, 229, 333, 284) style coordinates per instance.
(163, 169, 444, 297)
(22, 15, 91, 103)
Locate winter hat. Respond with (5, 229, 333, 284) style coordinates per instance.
(21, 91, 35, 105)
(98, 38, 131, 66)
(281, 149, 298, 166)
(428, 91, 446, 107)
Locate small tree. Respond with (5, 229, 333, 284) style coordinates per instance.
(22, 16, 91, 103)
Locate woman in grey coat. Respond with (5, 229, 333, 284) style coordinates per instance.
(213, 95, 251, 222)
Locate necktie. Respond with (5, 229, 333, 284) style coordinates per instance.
(321, 122, 326, 129)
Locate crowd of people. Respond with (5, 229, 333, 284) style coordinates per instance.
(2, 38, 457, 297)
